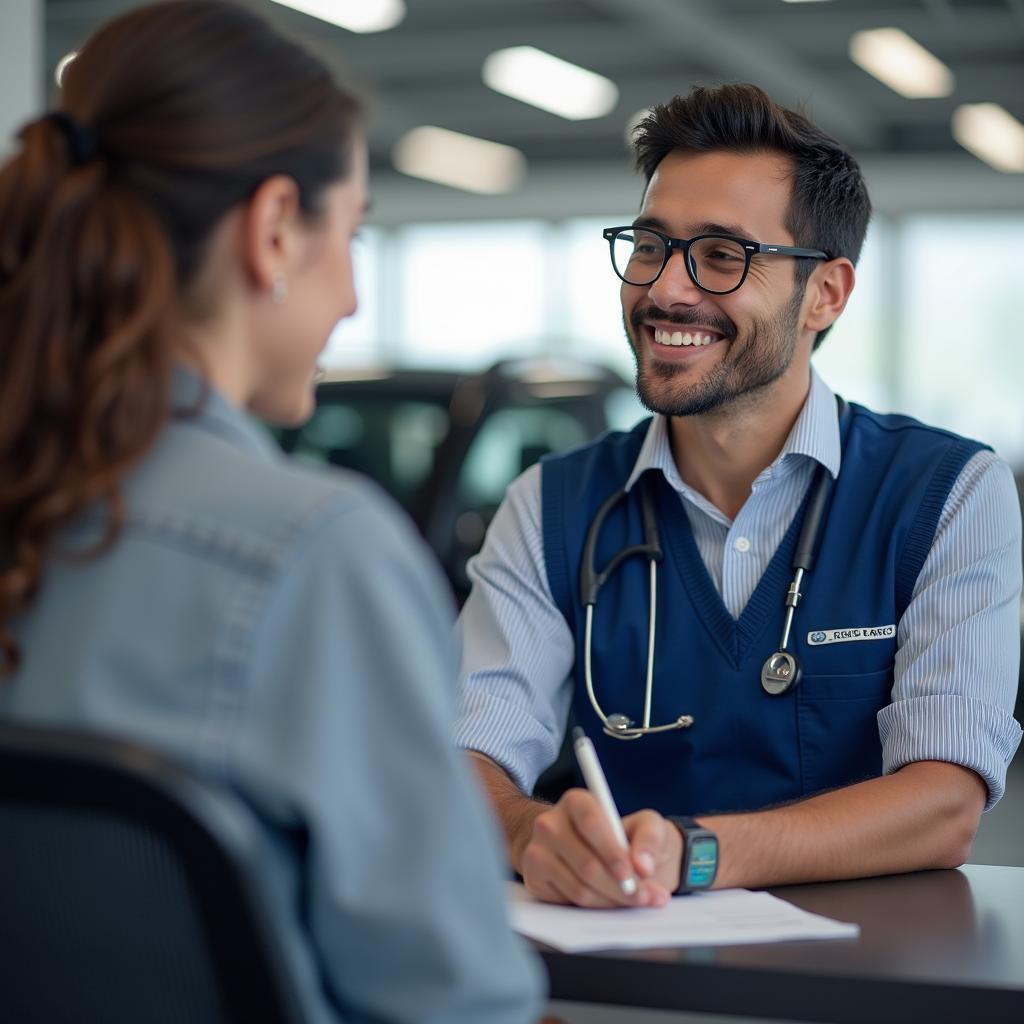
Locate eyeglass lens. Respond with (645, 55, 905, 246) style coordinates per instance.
(611, 228, 748, 292)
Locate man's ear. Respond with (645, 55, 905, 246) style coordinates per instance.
(803, 258, 856, 334)
(241, 175, 302, 295)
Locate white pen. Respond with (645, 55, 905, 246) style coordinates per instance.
(572, 727, 638, 897)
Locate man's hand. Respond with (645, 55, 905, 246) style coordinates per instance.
(518, 788, 682, 907)
(470, 750, 989, 900)
(468, 750, 683, 907)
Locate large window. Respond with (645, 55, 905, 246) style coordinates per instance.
(811, 221, 888, 412)
(899, 215, 1024, 466)
(396, 221, 548, 368)
(318, 213, 1024, 471)
(562, 217, 634, 376)
(321, 227, 382, 367)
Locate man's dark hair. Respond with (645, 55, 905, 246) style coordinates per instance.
(633, 83, 871, 349)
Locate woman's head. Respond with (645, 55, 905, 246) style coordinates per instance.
(0, 0, 366, 674)
(57, 0, 365, 288)
(53, 0, 366, 420)
(227, 144, 369, 424)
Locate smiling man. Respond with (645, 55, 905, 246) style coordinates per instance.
(454, 84, 1022, 907)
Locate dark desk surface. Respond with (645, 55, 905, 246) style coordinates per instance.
(540, 864, 1024, 1023)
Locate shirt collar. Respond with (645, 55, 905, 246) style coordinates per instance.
(623, 367, 841, 494)
(777, 368, 841, 480)
(170, 366, 281, 461)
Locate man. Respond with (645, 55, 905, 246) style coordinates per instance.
(454, 83, 1022, 907)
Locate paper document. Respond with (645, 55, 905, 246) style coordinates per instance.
(509, 882, 859, 952)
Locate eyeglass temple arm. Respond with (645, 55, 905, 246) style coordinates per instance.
(757, 243, 829, 260)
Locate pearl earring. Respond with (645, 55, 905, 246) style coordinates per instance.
(271, 274, 288, 304)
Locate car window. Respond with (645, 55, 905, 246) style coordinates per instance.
(457, 406, 589, 508)
(605, 387, 647, 433)
(439, 405, 591, 597)
(290, 398, 449, 510)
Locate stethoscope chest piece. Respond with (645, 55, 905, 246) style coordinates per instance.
(761, 651, 801, 696)
(757, 396, 848, 699)
(605, 713, 636, 735)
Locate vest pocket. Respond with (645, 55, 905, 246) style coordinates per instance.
(797, 668, 891, 796)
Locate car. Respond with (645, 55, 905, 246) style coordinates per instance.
(276, 357, 644, 604)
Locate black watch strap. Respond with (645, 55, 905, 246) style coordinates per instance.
(668, 815, 718, 894)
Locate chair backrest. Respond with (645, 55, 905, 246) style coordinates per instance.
(0, 723, 307, 1024)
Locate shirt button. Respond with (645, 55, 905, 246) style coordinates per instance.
(734, 536, 751, 553)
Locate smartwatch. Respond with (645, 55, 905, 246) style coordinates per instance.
(669, 815, 719, 894)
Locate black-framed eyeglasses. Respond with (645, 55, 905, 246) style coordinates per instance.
(603, 225, 829, 295)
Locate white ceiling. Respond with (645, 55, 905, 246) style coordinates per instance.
(45, 0, 1024, 219)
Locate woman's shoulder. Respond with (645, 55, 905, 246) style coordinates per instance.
(124, 419, 410, 572)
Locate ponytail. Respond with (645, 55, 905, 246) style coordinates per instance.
(0, 115, 175, 675)
(0, 0, 362, 677)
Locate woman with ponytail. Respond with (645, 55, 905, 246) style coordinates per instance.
(0, 2, 542, 1020)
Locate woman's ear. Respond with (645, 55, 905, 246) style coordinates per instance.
(240, 175, 302, 296)
(803, 257, 856, 334)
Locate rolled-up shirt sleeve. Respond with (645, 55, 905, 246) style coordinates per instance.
(882, 450, 1023, 809)
(454, 464, 576, 795)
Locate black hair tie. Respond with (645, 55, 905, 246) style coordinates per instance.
(46, 111, 99, 166)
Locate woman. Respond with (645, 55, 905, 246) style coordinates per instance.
(0, 2, 542, 1021)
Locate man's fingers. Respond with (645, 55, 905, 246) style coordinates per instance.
(625, 810, 667, 872)
(522, 841, 625, 908)
(530, 804, 637, 905)
(624, 809, 682, 893)
(521, 792, 658, 906)
(559, 789, 638, 889)
(520, 793, 682, 908)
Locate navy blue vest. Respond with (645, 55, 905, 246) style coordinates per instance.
(541, 405, 986, 817)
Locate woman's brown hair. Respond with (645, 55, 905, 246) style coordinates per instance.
(0, 0, 364, 675)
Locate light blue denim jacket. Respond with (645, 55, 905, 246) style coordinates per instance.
(2, 372, 544, 1024)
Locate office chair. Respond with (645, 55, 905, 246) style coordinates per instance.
(0, 723, 307, 1024)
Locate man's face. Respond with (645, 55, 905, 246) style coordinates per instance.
(622, 149, 810, 418)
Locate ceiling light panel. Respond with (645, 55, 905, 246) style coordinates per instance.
(392, 127, 527, 194)
(267, 0, 405, 33)
(482, 46, 619, 121)
(849, 28, 954, 98)
(952, 104, 1024, 173)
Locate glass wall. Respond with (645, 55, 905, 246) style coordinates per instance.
(324, 213, 1024, 469)
(396, 221, 550, 368)
(321, 227, 382, 367)
(561, 217, 634, 377)
(898, 216, 1024, 465)
(810, 221, 888, 412)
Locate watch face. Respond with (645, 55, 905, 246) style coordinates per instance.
(686, 835, 718, 888)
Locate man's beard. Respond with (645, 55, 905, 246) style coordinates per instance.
(626, 286, 804, 418)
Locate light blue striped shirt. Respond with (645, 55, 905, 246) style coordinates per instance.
(454, 370, 1022, 810)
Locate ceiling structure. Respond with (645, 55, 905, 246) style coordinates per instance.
(44, 0, 1024, 221)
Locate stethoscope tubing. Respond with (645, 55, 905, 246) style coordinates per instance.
(581, 396, 848, 734)
(583, 558, 662, 740)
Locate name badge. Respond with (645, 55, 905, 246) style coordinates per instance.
(807, 624, 895, 646)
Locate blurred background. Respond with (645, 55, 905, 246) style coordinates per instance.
(8, 0, 1019, 444)
(11, 0, 1017, 591)
(1, 0, 1021, 863)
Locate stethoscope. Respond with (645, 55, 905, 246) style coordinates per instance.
(581, 397, 847, 740)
